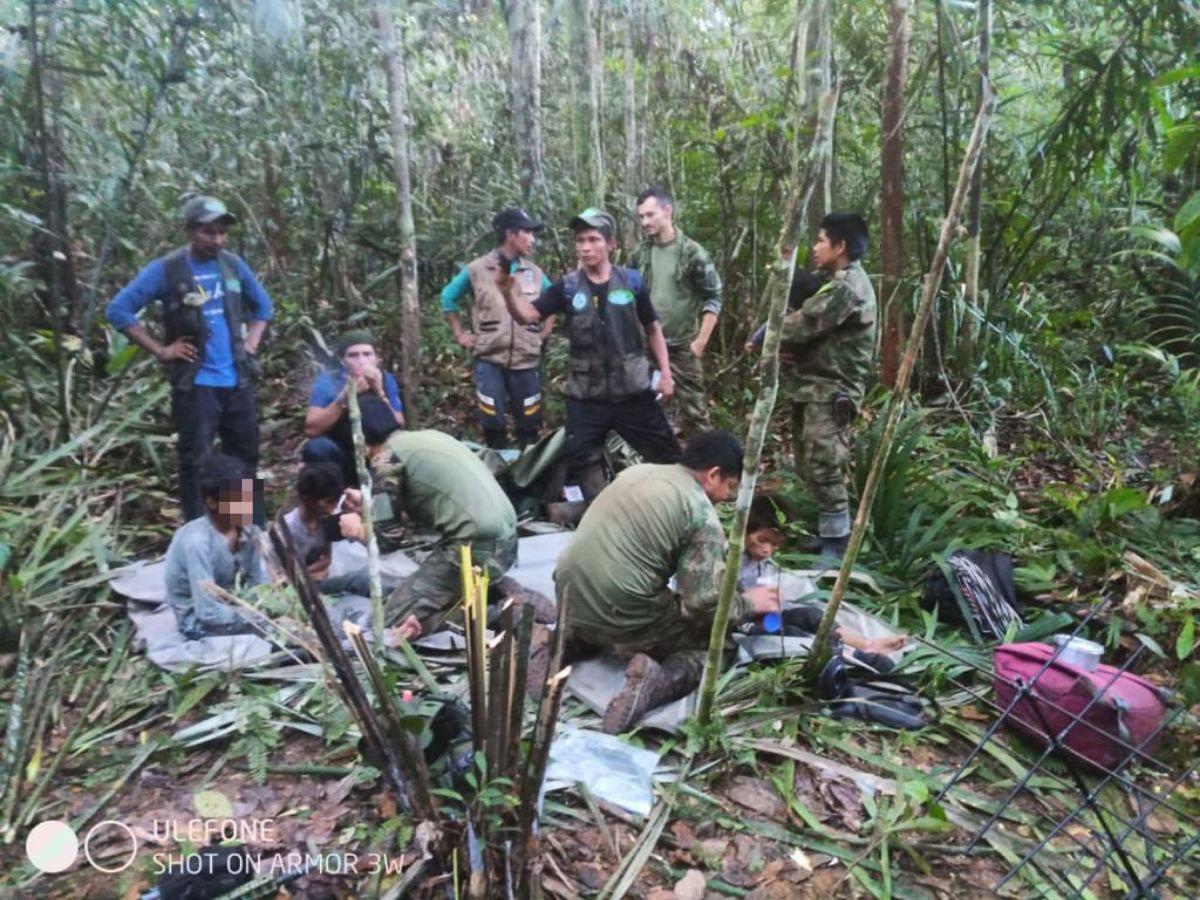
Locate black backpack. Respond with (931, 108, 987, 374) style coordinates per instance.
(924, 549, 1023, 643)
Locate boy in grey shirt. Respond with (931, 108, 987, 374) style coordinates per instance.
(164, 454, 267, 640)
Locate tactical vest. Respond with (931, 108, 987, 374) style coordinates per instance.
(160, 247, 253, 390)
(563, 266, 651, 401)
(465, 251, 545, 370)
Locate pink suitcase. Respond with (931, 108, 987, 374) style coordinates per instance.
(992, 642, 1169, 771)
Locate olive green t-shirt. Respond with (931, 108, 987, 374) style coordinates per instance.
(555, 463, 751, 641)
(376, 430, 517, 543)
(647, 240, 695, 344)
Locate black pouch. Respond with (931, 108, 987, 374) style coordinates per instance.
(833, 393, 857, 428)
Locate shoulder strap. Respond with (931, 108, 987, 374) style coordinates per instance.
(161, 246, 193, 305)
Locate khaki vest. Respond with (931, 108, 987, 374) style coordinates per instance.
(465, 250, 545, 370)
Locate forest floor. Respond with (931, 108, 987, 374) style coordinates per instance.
(2, 351, 1199, 899)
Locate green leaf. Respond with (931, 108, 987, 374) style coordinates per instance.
(1164, 124, 1200, 173)
(1175, 617, 1195, 661)
(1174, 191, 1200, 234)
(194, 789, 234, 818)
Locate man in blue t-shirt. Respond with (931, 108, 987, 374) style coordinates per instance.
(106, 195, 274, 520)
(303, 329, 405, 483)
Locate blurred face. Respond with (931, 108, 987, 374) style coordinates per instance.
(211, 478, 256, 527)
(574, 229, 614, 270)
(636, 197, 673, 239)
(188, 222, 229, 260)
(342, 343, 378, 376)
(811, 229, 847, 272)
(505, 228, 537, 257)
(745, 528, 784, 562)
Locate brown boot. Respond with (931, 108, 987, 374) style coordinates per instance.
(491, 577, 558, 624)
(602, 654, 700, 734)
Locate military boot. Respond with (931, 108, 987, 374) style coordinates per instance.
(602, 653, 699, 734)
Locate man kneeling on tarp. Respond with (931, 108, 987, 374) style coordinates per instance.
(164, 454, 268, 640)
(554, 430, 781, 733)
(336, 422, 534, 638)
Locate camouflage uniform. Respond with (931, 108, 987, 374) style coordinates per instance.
(555, 463, 751, 680)
(371, 430, 519, 632)
(779, 260, 876, 538)
(630, 231, 723, 435)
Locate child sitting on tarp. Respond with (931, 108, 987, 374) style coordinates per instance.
(738, 495, 906, 663)
(164, 454, 269, 640)
(273, 463, 421, 643)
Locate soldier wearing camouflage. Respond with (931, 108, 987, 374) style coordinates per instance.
(552, 432, 780, 733)
(779, 213, 876, 553)
(632, 188, 723, 435)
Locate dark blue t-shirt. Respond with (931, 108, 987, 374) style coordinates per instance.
(309, 368, 404, 413)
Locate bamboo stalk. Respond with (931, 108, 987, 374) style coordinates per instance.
(345, 623, 438, 821)
(696, 83, 842, 726)
(516, 666, 572, 874)
(801, 84, 999, 682)
(486, 602, 515, 780)
(345, 383, 385, 647)
(268, 522, 414, 812)
(504, 605, 536, 780)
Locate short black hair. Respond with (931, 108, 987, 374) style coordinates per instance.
(819, 212, 869, 261)
(747, 494, 788, 535)
(681, 430, 744, 477)
(636, 186, 674, 208)
(297, 463, 343, 505)
(198, 454, 251, 503)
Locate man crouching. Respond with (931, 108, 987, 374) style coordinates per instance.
(554, 430, 779, 733)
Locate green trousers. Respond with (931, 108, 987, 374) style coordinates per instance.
(384, 533, 518, 633)
(792, 400, 853, 538)
(666, 344, 712, 436)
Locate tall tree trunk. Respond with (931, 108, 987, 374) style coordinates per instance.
(573, 0, 604, 204)
(622, 0, 638, 199)
(817, 0, 833, 214)
(371, 2, 421, 408)
(878, 0, 910, 389)
(804, 0, 832, 231)
(26, 0, 78, 439)
(801, 87, 997, 684)
(505, 0, 545, 204)
(958, 0, 991, 374)
(697, 83, 841, 726)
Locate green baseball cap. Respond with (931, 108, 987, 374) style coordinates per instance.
(569, 207, 616, 237)
(181, 195, 238, 227)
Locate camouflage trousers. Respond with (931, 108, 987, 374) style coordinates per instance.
(384, 533, 518, 633)
(665, 344, 712, 436)
(792, 400, 854, 538)
(564, 590, 729, 684)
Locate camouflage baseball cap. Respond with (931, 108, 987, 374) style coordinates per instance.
(181, 195, 238, 227)
(569, 207, 616, 237)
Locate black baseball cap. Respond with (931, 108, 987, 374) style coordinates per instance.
(182, 195, 238, 227)
(492, 207, 544, 235)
